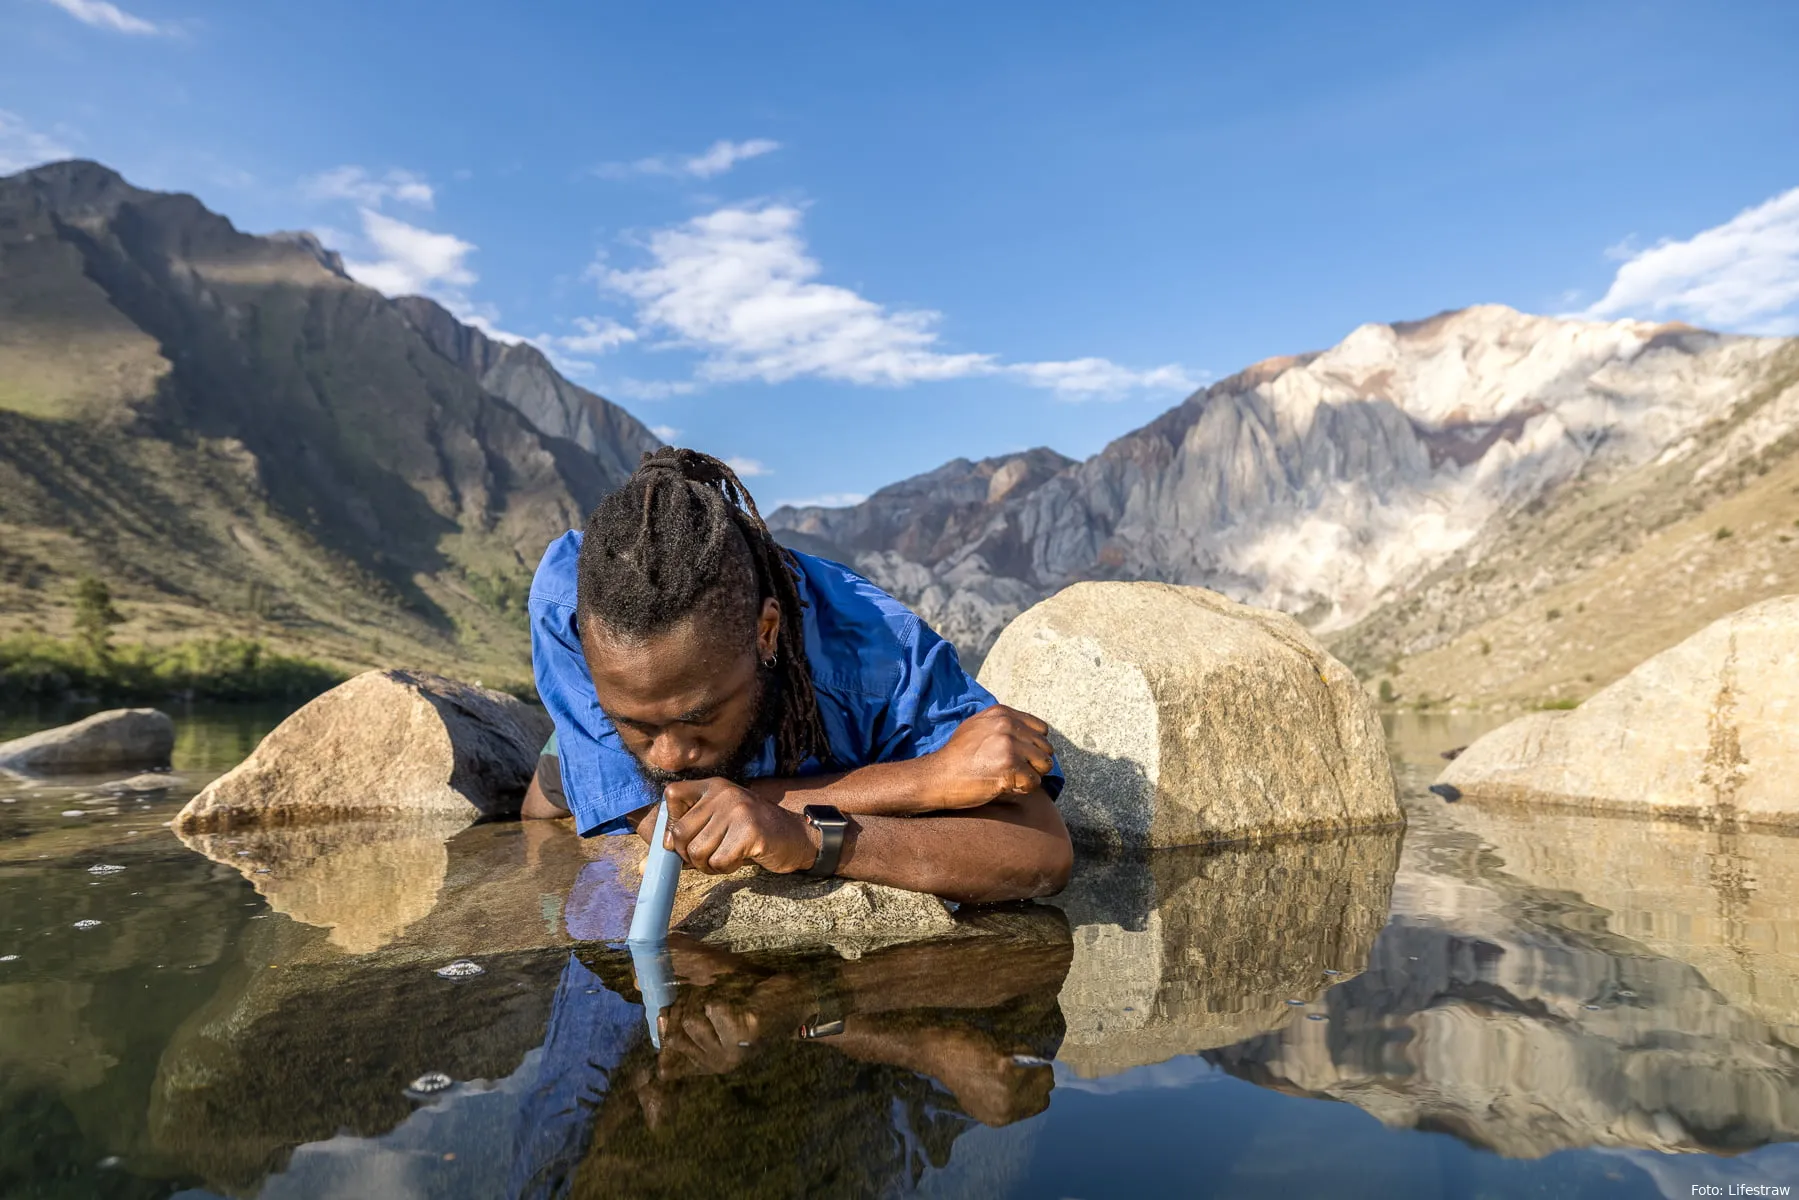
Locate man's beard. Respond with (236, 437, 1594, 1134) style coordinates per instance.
(632, 662, 781, 790)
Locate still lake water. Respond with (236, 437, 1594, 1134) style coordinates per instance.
(4, 706, 1799, 1198)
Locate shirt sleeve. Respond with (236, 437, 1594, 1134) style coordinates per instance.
(529, 582, 658, 838)
(870, 616, 1065, 800)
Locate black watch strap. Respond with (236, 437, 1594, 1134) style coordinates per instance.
(802, 804, 849, 878)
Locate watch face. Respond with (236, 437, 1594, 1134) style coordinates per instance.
(804, 804, 848, 828)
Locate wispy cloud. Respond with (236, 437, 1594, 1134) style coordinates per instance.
(302, 166, 434, 209)
(0, 110, 74, 173)
(542, 316, 637, 356)
(602, 203, 1196, 399)
(1584, 186, 1799, 336)
(341, 208, 475, 298)
(528, 317, 638, 377)
(595, 138, 781, 181)
(725, 456, 771, 477)
(307, 167, 528, 344)
(772, 492, 867, 510)
(649, 424, 681, 443)
(41, 0, 166, 35)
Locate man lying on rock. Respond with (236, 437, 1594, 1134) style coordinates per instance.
(521, 447, 1073, 904)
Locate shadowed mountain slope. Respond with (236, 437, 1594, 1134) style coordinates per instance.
(0, 160, 650, 685)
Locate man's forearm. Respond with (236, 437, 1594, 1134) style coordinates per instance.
(744, 758, 941, 817)
(829, 791, 1071, 904)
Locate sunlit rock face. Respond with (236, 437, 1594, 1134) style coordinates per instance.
(771, 307, 1790, 666)
(173, 670, 552, 832)
(1203, 800, 1799, 1158)
(1053, 831, 1400, 1077)
(1437, 595, 1799, 825)
(981, 582, 1399, 848)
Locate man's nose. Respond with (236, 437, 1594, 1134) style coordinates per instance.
(646, 731, 704, 774)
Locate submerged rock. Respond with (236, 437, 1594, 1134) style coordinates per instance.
(103, 772, 184, 793)
(0, 709, 174, 775)
(978, 581, 1400, 849)
(1437, 595, 1799, 825)
(173, 670, 551, 833)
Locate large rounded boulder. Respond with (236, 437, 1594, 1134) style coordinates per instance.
(0, 708, 174, 775)
(174, 670, 552, 833)
(1436, 595, 1799, 823)
(978, 582, 1399, 850)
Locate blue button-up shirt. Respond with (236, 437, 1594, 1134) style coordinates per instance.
(528, 531, 1061, 836)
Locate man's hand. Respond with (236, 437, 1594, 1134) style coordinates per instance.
(663, 778, 818, 874)
(921, 705, 1057, 811)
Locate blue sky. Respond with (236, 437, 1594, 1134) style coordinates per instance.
(2, 0, 1795, 509)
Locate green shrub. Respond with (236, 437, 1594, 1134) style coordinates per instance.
(0, 633, 343, 705)
(1715, 526, 1734, 541)
(1377, 679, 1395, 704)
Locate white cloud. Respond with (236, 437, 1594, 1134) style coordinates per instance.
(683, 138, 781, 179)
(1584, 186, 1799, 335)
(772, 492, 867, 510)
(302, 166, 434, 209)
(605, 378, 700, 402)
(725, 456, 771, 477)
(649, 424, 681, 443)
(596, 138, 781, 181)
(307, 174, 526, 342)
(544, 316, 637, 356)
(41, 0, 165, 35)
(0, 111, 75, 173)
(341, 208, 476, 297)
(603, 203, 1196, 399)
(1006, 358, 1199, 398)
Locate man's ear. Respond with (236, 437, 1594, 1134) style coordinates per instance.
(757, 597, 781, 661)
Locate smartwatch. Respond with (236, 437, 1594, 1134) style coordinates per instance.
(801, 804, 850, 878)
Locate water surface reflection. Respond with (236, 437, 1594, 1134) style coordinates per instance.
(8, 710, 1799, 1196)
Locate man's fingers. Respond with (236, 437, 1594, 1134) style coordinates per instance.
(663, 779, 709, 818)
(682, 811, 732, 874)
(707, 822, 761, 874)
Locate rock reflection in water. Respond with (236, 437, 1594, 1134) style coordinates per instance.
(1054, 831, 1400, 1077)
(1202, 800, 1799, 1158)
(176, 817, 468, 953)
(152, 923, 1071, 1199)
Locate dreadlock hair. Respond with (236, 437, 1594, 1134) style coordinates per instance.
(575, 446, 831, 775)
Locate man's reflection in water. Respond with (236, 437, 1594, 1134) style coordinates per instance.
(514, 928, 1071, 1199)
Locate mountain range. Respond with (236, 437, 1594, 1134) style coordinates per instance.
(770, 307, 1799, 704)
(3, 160, 1794, 707)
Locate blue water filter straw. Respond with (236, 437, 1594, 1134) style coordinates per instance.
(626, 799, 682, 1048)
